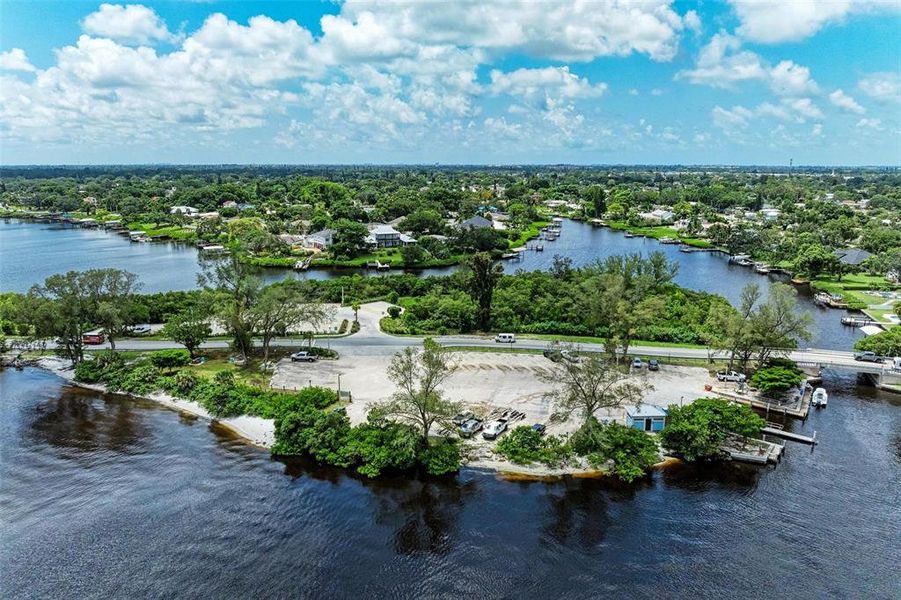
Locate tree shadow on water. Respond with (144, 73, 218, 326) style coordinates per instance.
(539, 476, 651, 551)
(28, 387, 149, 454)
(367, 475, 480, 556)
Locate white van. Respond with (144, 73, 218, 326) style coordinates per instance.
(495, 333, 516, 343)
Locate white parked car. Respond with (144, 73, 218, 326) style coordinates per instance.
(495, 333, 516, 343)
(716, 370, 746, 382)
(482, 418, 508, 440)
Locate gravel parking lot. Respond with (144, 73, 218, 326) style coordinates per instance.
(270, 349, 712, 437)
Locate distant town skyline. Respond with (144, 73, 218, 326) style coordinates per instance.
(1, 1, 900, 165)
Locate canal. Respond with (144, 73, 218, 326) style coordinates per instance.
(0, 218, 863, 350)
(1, 367, 898, 598)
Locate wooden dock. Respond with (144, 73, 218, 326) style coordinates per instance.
(761, 427, 817, 445)
(722, 435, 784, 464)
(713, 385, 812, 419)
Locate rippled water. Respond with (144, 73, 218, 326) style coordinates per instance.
(2, 368, 899, 598)
(0, 219, 862, 349)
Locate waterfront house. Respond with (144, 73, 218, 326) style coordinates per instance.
(366, 224, 416, 248)
(170, 205, 199, 216)
(834, 248, 872, 266)
(459, 215, 493, 230)
(306, 229, 334, 250)
(639, 209, 674, 223)
(625, 405, 668, 432)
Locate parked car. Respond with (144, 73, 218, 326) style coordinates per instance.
(854, 351, 884, 363)
(647, 359, 660, 371)
(531, 423, 546, 436)
(482, 418, 508, 440)
(716, 370, 746, 382)
(543, 348, 562, 362)
(290, 351, 318, 362)
(452, 411, 475, 426)
(82, 329, 105, 345)
(127, 324, 152, 336)
(459, 418, 483, 437)
(560, 349, 581, 363)
(631, 357, 643, 369)
(495, 333, 516, 343)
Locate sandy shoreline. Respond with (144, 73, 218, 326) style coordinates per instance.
(29, 357, 663, 479)
(35, 357, 275, 449)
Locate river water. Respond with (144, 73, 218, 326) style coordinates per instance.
(0, 218, 863, 350)
(1, 368, 899, 598)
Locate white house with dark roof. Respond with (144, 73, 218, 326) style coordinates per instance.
(366, 224, 416, 248)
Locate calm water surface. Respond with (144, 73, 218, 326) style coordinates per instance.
(1, 368, 899, 599)
(0, 218, 863, 349)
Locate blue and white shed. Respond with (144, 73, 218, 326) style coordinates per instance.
(625, 405, 668, 432)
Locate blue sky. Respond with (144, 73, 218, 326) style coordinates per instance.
(1, 1, 899, 165)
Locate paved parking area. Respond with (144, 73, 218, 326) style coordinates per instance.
(270, 349, 712, 436)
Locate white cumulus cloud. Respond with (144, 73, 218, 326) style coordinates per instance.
(828, 89, 865, 114)
(729, 0, 901, 44)
(0, 48, 36, 72)
(490, 66, 606, 99)
(82, 3, 175, 45)
(858, 72, 901, 103)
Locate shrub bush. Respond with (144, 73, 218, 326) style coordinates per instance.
(150, 349, 191, 371)
(419, 439, 461, 475)
(660, 398, 765, 461)
(272, 405, 352, 466)
(341, 422, 419, 477)
(74, 359, 105, 383)
(586, 423, 659, 482)
(496, 426, 571, 466)
(387, 305, 402, 318)
(750, 366, 804, 395)
(307, 346, 338, 359)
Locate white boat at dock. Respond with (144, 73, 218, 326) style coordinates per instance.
(754, 263, 772, 274)
(729, 254, 753, 267)
(811, 388, 828, 408)
(659, 237, 680, 244)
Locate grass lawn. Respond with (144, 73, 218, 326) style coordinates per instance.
(863, 308, 899, 326)
(810, 274, 899, 309)
(127, 222, 196, 241)
(443, 344, 723, 368)
(606, 221, 712, 248)
(519, 333, 706, 349)
(508, 220, 549, 248)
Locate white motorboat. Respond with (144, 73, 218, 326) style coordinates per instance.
(812, 387, 828, 408)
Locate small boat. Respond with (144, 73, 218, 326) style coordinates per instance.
(501, 252, 517, 259)
(679, 245, 697, 253)
(811, 388, 828, 408)
(294, 259, 311, 271)
(659, 237, 680, 244)
(552, 217, 563, 223)
(535, 244, 544, 251)
(624, 232, 635, 238)
(754, 263, 772, 274)
(366, 260, 391, 271)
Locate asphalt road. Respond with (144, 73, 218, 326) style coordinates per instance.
(65, 332, 888, 374)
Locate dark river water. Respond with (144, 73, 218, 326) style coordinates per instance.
(0, 218, 863, 350)
(2, 368, 899, 599)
